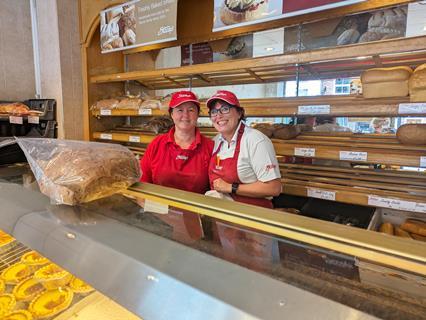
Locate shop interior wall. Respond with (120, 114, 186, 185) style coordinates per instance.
(0, 0, 36, 101)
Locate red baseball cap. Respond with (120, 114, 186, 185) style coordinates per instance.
(169, 91, 200, 110)
(206, 90, 241, 109)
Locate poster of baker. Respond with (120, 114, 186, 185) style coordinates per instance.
(213, 0, 366, 32)
(100, 0, 177, 53)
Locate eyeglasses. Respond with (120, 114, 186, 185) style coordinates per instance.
(209, 105, 233, 117)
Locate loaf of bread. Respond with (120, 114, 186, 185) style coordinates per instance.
(361, 66, 413, 98)
(410, 233, 426, 242)
(400, 219, 426, 236)
(252, 123, 274, 138)
(91, 98, 119, 110)
(0, 102, 30, 115)
(116, 97, 142, 110)
(409, 63, 426, 102)
(16, 138, 141, 205)
(396, 124, 426, 145)
(379, 222, 394, 235)
(394, 227, 412, 238)
(272, 125, 301, 140)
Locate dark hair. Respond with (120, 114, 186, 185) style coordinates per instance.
(210, 100, 245, 121)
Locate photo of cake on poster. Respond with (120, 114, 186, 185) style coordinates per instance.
(212, 0, 366, 32)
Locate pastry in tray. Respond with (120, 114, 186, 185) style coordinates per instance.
(0, 230, 15, 253)
(1, 262, 32, 285)
(34, 264, 72, 290)
(21, 251, 50, 272)
(28, 287, 74, 319)
(0, 293, 17, 317)
(13, 277, 46, 301)
(0, 278, 5, 294)
(69, 276, 95, 295)
(1, 310, 33, 320)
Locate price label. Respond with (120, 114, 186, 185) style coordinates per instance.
(28, 116, 39, 124)
(398, 103, 426, 114)
(294, 148, 315, 157)
(129, 135, 141, 143)
(298, 105, 330, 115)
(420, 156, 426, 168)
(100, 109, 112, 116)
(138, 108, 152, 115)
(100, 133, 113, 140)
(144, 199, 169, 215)
(339, 151, 367, 161)
(414, 202, 426, 214)
(367, 195, 426, 213)
(9, 116, 23, 124)
(307, 188, 336, 201)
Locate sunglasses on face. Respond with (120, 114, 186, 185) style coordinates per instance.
(209, 105, 234, 117)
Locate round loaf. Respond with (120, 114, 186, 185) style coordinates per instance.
(396, 124, 426, 145)
(272, 125, 301, 140)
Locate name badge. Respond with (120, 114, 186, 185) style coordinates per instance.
(176, 155, 188, 161)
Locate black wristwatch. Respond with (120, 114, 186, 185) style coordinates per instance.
(231, 183, 239, 194)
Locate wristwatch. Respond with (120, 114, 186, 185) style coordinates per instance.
(231, 183, 239, 194)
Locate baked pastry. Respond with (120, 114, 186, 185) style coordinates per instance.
(220, 0, 268, 25)
(13, 277, 45, 301)
(1, 310, 33, 320)
(28, 287, 73, 319)
(272, 124, 301, 140)
(0, 230, 15, 253)
(400, 219, 426, 236)
(1, 263, 32, 285)
(34, 264, 72, 290)
(0, 102, 30, 115)
(396, 124, 426, 145)
(0, 278, 5, 294)
(69, 276, 95, 295)
(251, 123, 274, 138)
(116, 97, 142, 110)
(21, 251, 50, 272)
(0, 294, 16, 317)
(409, 63, 426, 102)
(361, 66, 412, 98)
(91, 98, 119, 110)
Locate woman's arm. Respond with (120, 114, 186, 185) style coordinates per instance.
(212, 178, 282, 198)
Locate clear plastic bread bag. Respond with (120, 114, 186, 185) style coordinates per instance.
(16, 138, 141, 205)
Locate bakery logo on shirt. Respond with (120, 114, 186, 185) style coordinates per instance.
(265, 164, 276, 171)
(176, 155, 188, 161)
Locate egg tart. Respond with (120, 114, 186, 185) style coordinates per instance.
(69, 276, 94, 295)
(1, 263, 32, 285)
(0, 294, 16, 317)
(13, 277, 45, 301)
(2, 310, 33, 320)
(21, 251, 49, 272)
(0, 278, 5, 294)
(28, 288, 73, 319)
(0, 231, 15, 253)
(34, 264, 72, 290)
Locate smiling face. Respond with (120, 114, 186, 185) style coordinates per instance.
(170, 102, 199, 132)
(210, 100, 242, 141)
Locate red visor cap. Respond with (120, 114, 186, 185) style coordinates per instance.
(206, 90, 241, 109)
(169, 91, 200, 110)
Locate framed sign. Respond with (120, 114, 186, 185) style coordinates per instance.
(100, 0, 178, 53)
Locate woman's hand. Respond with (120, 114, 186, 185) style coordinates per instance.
(213, 178, 232, 194)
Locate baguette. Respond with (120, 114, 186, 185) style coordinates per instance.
(394, 227, 412, 238)
(400, 219, 426, 236)
(379, 222, 394, 235)
(410, 233, 426, 242)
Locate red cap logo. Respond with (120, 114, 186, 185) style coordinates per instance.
(206, 90, 241, 109)
(169, 91, 200, 109)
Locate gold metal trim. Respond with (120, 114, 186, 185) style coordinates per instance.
(124, 183, 426, 276)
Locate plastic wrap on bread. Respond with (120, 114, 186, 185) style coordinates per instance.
(16, 138, 141, 205)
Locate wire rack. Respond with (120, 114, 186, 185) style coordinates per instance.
(0, 241, 31, 272)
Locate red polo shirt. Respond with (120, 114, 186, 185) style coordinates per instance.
(140, 127, 214, 194)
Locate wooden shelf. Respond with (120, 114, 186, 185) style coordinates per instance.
(93, 131, 156, 144)
(91, 96, 426, 118)
(280, 164, 426, 213)
(90, 36, 426, 90)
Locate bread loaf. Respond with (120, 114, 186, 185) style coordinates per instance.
(409, 63, 426, 102)
(361, 66, 412, 98)
(400, 219, 426, 236)
(395, 227, 412, 238)
(379, 222, 394, 235)
(396, 124, 426, 145)
(272, 125, 301, 140)
(116, 97, 142, 110)
(410, 233, 426, 242)
(252, 123, 274, 138)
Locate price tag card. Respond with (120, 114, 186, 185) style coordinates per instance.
(28, 116, 40, 124)
(307, 188, 336, 201)
(298, 105, 330, 115)
(129, 135, 141, 143)
(294, 148, 315, 157)
(100, 133, 113, 140)
(420, 156, 426, 168)
(367, 195, 423, 212)
(138, 108, 152, 115)
(339, 151, 367, 161)
(100, 109, 112, 116)
(144, 199, 169, 215)
(9, 116, 23, 124)
(398, 103, 426, 114)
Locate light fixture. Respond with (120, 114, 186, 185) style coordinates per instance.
(265, 47, 275, 51)
(356, 56, 368, 60)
